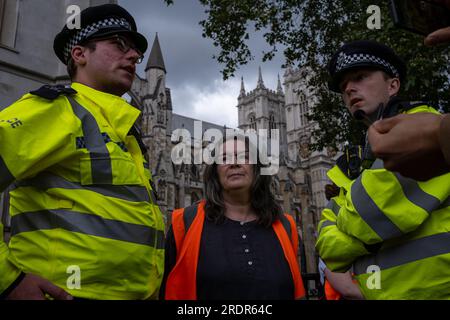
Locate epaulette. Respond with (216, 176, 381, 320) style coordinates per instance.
(30, 85, 77, 100)
(383, 97, 430, 118)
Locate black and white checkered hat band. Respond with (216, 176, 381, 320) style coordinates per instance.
(336, 52, 399, 78)
(63, 17, 131, 63)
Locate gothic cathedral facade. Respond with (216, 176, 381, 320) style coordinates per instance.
(131, 36, 336, 274)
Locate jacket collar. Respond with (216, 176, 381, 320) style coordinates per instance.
(71, 83, 140, 141)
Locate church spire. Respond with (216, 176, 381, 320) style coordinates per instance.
(257, 66, 265, 89)
(145, 33, 166, 73)
(239, 76, 246, 97)
(277, 74, 283, 94)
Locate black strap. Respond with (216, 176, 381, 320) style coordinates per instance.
(0, 272, 26, 299)
(128, 125, 148, 154)
(30, 85, 77, 100)
(278, 214, 293, 241)
(183, 203, 199, 234)
(336, 145, 363, 180)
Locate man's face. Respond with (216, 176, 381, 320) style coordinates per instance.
(340, 68, 400, 116)
(76, 35, 142, 96)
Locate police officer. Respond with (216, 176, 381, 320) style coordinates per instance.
(0, 4, 165, 300)
(368, 0, 450, 180)
(316, 40, 450, 299)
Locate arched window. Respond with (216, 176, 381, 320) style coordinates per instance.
(248, 113, 256, 130)
(157, 180, 167, 202)
(269, 113, 276, 129)
(268, 112, 276, 138)
(298, 92, 309, 127)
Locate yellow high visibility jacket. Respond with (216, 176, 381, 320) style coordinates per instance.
(316, 104, 450, 299)
(0, 83, 165, 299)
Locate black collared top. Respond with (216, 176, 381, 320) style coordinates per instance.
(161, 216, 295, 300)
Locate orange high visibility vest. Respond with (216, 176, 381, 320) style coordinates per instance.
(324, 280, 342, 300)
(165, 200, 305, 300)
(324, 274, 358, 300)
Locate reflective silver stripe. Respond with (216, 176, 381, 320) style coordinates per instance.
(67, 97, 112, 184)
(11, 210, 165, 249)
(326, 199, 341, 216)
(394, 173, 441, 213)
(0, 155, 15, 191)
(370, 159, 384, 170)
(319, 220, 336, 234)
(353, 232, 450, 275)
(15, 172, 149, 203)
(351, 176, 403, 240)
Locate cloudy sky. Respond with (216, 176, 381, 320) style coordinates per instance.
(119, 0, 286, 128)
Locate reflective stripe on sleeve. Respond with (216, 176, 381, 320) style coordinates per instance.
(353, 232, 450, 275)
(14, 172, 150, 203)
(11, 210, 165, 249)
(370, 159, 385, 170)
(351, 176, 403, 240)
(394, 173, 441, 213)
(327, 199, 341, 216)
(0, 155, 15, 191)
(318, 220, 336, 234)
(67, 96, 112, 184)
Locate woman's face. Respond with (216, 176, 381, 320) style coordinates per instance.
(217, 140, 254, 194)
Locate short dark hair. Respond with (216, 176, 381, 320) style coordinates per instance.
(203, 136, 282, 228)
(66, 41, 97, 80)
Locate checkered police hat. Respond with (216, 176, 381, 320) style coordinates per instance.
(328, 40, 406, 93)
(54, 4, 148, 65)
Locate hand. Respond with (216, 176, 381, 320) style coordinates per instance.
(424, 26, 450, 46)
(325, 183, 340, 200)
(6, 274, 73, 300)
(424, 0, 450, 46)
(324, 269, 364, 300)
(369, 113, 449, 181)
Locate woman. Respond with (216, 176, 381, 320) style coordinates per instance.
(161, 136, 305, 300)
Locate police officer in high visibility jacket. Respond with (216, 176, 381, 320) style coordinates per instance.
(0, 4, 165, 300)
(316, 40, 450, 299)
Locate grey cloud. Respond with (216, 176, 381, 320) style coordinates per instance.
(121, 0, 285, 88)
(120, 0, 286, 124)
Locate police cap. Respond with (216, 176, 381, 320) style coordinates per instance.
(53, 4, 148, 65)
(328, 40, 406, 93)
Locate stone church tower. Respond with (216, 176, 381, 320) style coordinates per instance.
(130, 34, 175, 223)
(130, 35, 226, 225)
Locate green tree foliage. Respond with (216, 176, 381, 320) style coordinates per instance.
(164, 0, 450, 150)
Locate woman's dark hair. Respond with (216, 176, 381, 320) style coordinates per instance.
(203, 135, 282, 227)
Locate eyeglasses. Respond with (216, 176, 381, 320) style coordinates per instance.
(89, 35, 144, 64)
(112, 35, 144, 64)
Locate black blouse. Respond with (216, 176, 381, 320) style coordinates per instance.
(161, 216, 295, 300)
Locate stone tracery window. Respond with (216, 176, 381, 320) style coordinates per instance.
(248, 113, 256, 130)
(269, 112, 276, 129)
